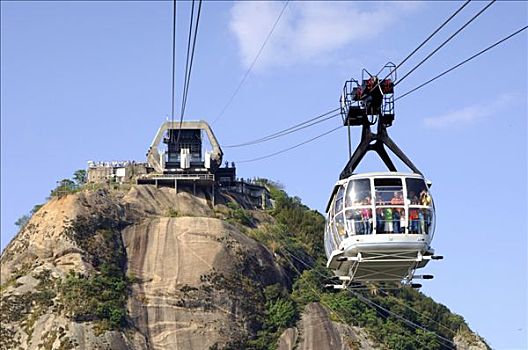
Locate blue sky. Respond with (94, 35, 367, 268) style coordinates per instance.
(1, 1, 526, 348)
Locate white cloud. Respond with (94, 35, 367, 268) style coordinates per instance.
(229, 1, 421, 70)
(423, 93, 515, 129)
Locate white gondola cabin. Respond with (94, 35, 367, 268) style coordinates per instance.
(324, 172, 440, 286)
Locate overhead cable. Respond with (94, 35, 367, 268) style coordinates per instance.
(378, 289, 457, 336)
(369, 0, 472, 97)
(236, 125, 341, 163)
(396, 25, 528, 101)
(212, 1, 289, 124)
(181, 0, 203, 119)
(224, 107, 340, 148)
(349, 290, 456, 349)
(170, 0, 177, 133)
(393, 0, 472, 74)
(395, 0, 496, 86)
(179, 0, 196, 119)
(279, 248, 350, 325)
(177, 0, 203, 145)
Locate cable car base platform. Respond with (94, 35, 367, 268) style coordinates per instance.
(326, 250, 443, 289)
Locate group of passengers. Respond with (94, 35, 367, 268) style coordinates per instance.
(344, 190, 433, 235)
(351, 189, 432, 207)
(376, 206, 405, 233)
(346, 206, 372, 235)
(375, 191, 404, 205)
(375, 207, 431, 234)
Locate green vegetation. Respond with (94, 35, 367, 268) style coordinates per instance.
(73, 169, 87, 185)
(60, 264, 129, 331)
(0, 270, 57, 347)
(14, 203, 43, 230)
(165, 208, 180, 217)
(60, 219, 130, 332)
(248, 284, 298, 350)
(49, 169, 87, 197)
(225, 201, 253, 227)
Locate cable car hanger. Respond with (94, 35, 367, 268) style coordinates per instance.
(340, 63, 422, 179)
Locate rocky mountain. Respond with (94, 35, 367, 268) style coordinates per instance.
(1, 183, 489, 350)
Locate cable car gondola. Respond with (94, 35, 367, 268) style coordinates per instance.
(325, 64, 442, 289)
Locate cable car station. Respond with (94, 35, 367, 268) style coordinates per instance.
(87, 120, 270, 208)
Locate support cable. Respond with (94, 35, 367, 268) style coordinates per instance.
(236, 125, 341, 164)
(395, 0, 496, 86)
(170, 0, 177, 141)
(224, 108, 340, 148)
(212, 1, 289, 124)
(349, 290, 456, 349)
(278, 248, 350, 325)
(179, 0, 195, 119)
(177, 0, 203, 146)
(365, 0, 472, 99)
(388, 0, 472, 77)
(378, 289, 457, 336)
(181, 0, 203, 119)
(396, 24, 528, 101)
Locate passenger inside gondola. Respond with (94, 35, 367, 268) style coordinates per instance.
(361, 207, 372, 234)
(393, 208, 402, 233)
(391, 191, 404, 205)
(408, 191, 419, 205)
(406, 178, 430, 205)
(420, 190, 432, 206)
(409, 208, 419, 233)
(376, 208, 383, 233)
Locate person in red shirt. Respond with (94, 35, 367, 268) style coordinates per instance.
(409, 209, 419, 233)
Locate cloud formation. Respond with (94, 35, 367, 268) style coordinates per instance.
(423, 93, 515, 129)
(229, 2, 420, 70)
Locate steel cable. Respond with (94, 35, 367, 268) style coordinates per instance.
(213, 1, 290, 124)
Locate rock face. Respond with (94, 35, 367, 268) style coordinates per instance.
(453, 331, 489, 350)
(0, 186, 286, 349)
(124, 216, 285, 349)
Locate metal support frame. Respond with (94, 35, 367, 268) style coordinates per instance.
(340, 63, 422, 179)
(331, 250, 439, 289)
(340, 118, 422, 179)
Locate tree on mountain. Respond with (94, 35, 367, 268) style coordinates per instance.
(50, 169, 87, 197)
(73, 169, 87, 186)
(14, 214, 30, 229)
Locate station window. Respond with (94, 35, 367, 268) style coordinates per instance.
(375, 208, 406, 234)
(345, 179, 371, 207)
(374, 178, 403, 205)
(324, 222, 336, 256)
(406, 178, 431, 206)
(335, 213, 346, 237)
(345, 208, 373, 235)
(408, 208, 434, 234)
(335, 186, 345, 214)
